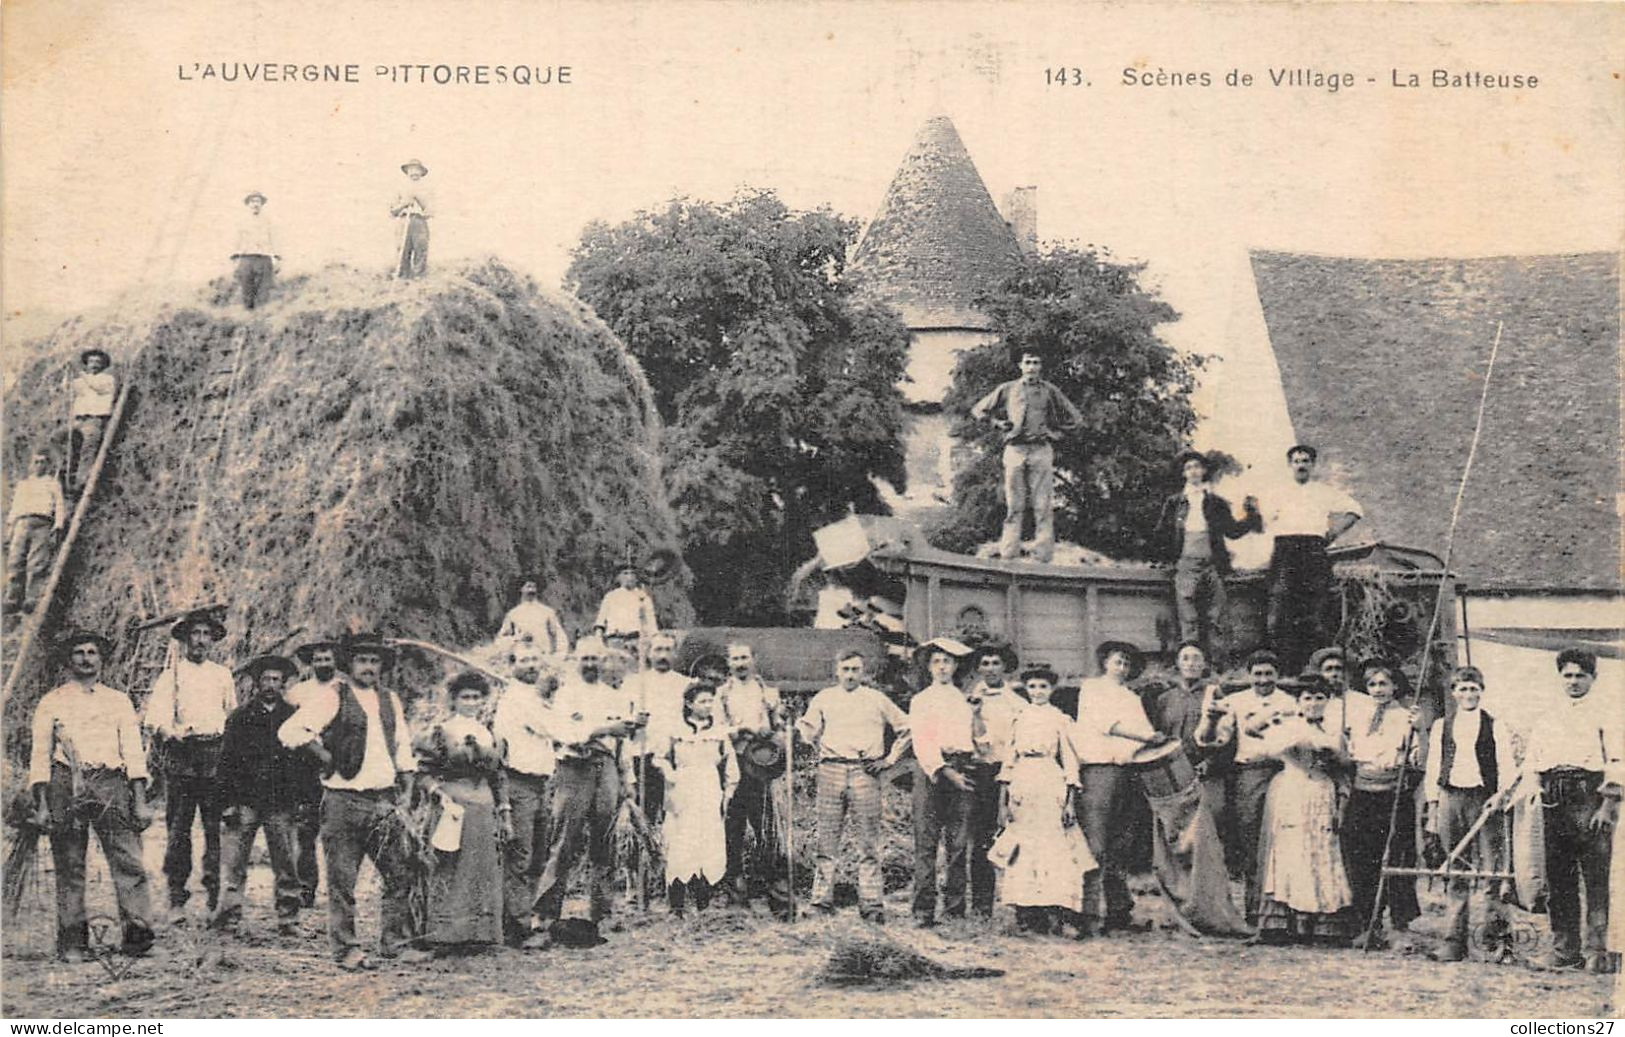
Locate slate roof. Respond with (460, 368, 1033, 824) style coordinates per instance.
(1251, 250, 1620, 593)
(850, 117, 1022, 331)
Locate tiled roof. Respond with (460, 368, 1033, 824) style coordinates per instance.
(1251, 250, 1620, 593)
(850, 117, 1022, 331)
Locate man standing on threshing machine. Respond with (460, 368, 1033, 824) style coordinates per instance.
(391, 159, 432, 279)
(277, 632, 428, 970)
(596, 562, 658, 666)
(4, 448, 66, 616)
(492, 645, 560, 948)
(970, 348, 1084, 563)
(498, 578, 569, 658)
(716, 640, 790, 916)
(142, 608, 236, 923)
(965, 642, 1024, 918)
(29, 630, 157, 962)
(906, 637, 978, 928)
(1153, 450, 1260, 666)
(70, 349, 117, 493)
(1261, 444, 1362, 675)
(534, 637, 646, 938)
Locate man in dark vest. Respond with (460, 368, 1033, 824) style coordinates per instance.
(1421, 666, 1512, 962)
(277, 632, 429, 970)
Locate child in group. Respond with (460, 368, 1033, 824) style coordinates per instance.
(652, 681, 738, 916)
(989, 665, 1097, 935)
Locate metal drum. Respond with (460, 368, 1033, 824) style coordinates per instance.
(1127, 739, 1197, 799)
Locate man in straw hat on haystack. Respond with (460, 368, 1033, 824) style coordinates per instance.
(210, 653, 314, 936)
(277, 632, 428, 969)
(69, 347, 117, 492)
(231, 190, 278, 309)
(142, 607, 236, 923)
(390, 159, 433, 279)
(28, 629, 157, 962)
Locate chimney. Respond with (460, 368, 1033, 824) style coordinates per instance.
(1004, 185, 1037, 255)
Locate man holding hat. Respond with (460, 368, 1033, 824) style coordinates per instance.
(4, 448, 66, 615)
(1261, 444, 1362, 675)
(277, 632, 426, 968)
(391, 159, 432, 279)
(211, 654, 312, 934)
(231, 190, 279, 309)
(970, 349, 1084, 563)
(143, 608, 236, 921)
(70, 349, 117, 491)
(715, 640, 790, 914)
(1153, 450, 1260, 664)
(29, 630, 156, 962)
(906, 637, 978, 927)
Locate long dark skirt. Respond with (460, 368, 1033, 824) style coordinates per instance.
(425, 777, 503, 946)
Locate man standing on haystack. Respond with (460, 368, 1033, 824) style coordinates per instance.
(278, 632, 427, 969)
(498, 577, 569, 658)
(231, 191, 278, 310)
(716, 640, 790, 916)
(29, 629, 157, 962)
(391, 159, 432, 279)
(4, 448, 65, 616)
(70, 349, 117, 492)
(970, 348, 1083, 563)
(596, 562, 658, 665)
(143, 609, 237, 923)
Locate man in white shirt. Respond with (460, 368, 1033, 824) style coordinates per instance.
(1343, 657, 1425, 945)
(492, 646, 560, 947)
(276, 633, 425, 969)
(906, 638, 977, 927)
(1262, 444, 1362, 675)
(1075, 641, 1164, 932)
(143, 609, 237, 920)
(4, 449, 66, 615)
(1195, 648, 1298, 918)
(965, 643, 1023, 918)
(713, 640, 789, 914)
(797, 650, 909, 922)
(391, 160, 432, 279)
(595, 564, 658, 663)
(70, 349, 117, 490)
(284, 637, 347, 906)
(30, 630, 157, 962)
(231, 191, 278, 309)
(498, 578, 569, 657)
(629, 632, 688, 832)
(1421, 666, 1515, 962)
(1500, 648, 1621, 971)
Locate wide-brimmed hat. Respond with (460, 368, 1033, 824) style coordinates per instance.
(293, 636, 348, 666)
(79, 348, 111, 367)
(971, 641, 1019, 673)
(243, 654, 298, 681)
(915, 636, 974, 681)
(1095, 640, 1145, 680)
(53, 629, 115, 663)
(171, 608, 227, 642)
(243, 190, 267, 205)
(341, 632, 396, 668)
(400, 159, 427, 176)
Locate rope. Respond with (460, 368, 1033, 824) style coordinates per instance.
(1361, 320, 1503, 949)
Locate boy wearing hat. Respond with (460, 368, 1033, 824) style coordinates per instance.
(29, 631, 156, 961)
(4, 448, 65, 614)
(797, 649, 909, 922)
(1421, 666, 1515, 962)
(231, 191, 279, 309)
(70, 349, 117, 490)
(211, 655, 311, 934)
(1153, 450, 1260, 664)
(969, 349, 1084, 563)
(391, 160, 432, 279)
(277, 633, 426, 968)
(907, 637, 978, 927)
(1261, 444, 1362, 674)
(143, 608, 236, 921)
(966, 642, 1023, 917)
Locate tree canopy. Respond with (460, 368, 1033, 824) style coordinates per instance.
(934, 245, 1204, 560)
(567, 191, 911, 624)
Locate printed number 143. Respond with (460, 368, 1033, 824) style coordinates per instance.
(1047, 67, 1086, 86)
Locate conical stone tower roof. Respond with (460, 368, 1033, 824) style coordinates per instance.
(851, 116, 1022, 331)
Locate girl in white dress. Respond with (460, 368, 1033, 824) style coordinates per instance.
(989, 665, 1097, 934)
(653, 681, 739, 915)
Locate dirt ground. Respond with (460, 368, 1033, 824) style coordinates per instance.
(1, 818, 1616, 1019)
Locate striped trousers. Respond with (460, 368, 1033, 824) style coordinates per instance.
(812, 761, 883, 911)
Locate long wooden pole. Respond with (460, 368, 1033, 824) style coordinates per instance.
(784, 700, 796, 924)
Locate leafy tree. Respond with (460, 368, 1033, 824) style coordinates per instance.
(934, 245, 1205, 560)
(568, 191, 910, 624)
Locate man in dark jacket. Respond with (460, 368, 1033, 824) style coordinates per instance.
(1153, 451, 1260, 665)
(210, 655, 318, 935)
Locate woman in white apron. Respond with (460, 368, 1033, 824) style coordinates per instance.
(653, 681, 739, 915)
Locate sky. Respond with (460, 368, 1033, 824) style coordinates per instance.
(4, 0, 1622, 487)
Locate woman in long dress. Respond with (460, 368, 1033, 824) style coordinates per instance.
(989, 665, 1097, 935)
(1254, 673, 1354, 945)
(653, 681, 738, 915)
(415, 672, 510, 951)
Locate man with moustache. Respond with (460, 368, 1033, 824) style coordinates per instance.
(631, 632, 690, 824)
(283, 636, 349, 907)
(715, 640, 790, 915)
(1261, 445, 1362, 674)
(965, 643, 1023, 918)
(492, 645, 561, 948)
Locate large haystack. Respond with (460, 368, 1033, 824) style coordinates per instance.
(3, 259, 692, 733)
